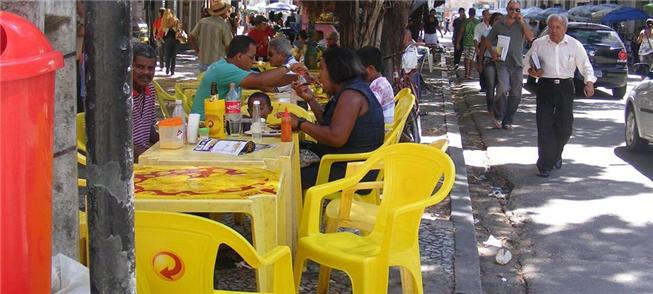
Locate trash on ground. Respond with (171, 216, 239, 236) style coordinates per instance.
(487, 186, 506, 199)
(483, 234, 503, 248)
(495, 248, 512, 265)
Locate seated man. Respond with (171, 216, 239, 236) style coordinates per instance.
(357, 46, 394, 124)
(191, 35, 305, 119)
(246, 92, 273, 120)
(131, 43, 159, 161)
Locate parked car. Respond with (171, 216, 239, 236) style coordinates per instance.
(624, 70, 653, 152)
(535, 22, 629, 99)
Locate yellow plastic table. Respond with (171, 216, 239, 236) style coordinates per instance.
(136, 135, 301, 292)
(134, 165, 280, 292)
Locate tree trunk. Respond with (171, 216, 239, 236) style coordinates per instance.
(380, 1, 413, 81)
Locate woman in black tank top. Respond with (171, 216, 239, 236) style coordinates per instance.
(290, 47, 385, 189)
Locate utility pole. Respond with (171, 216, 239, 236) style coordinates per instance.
(84, 1, 135, 293)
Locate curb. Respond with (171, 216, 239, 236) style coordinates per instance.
(441, 79, 483, 294)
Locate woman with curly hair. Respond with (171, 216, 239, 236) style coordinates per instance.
(161, 9, 180, 75)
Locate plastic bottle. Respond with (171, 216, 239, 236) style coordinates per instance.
(251, 100, 263, 143)
(224, 83, 242, 137)
(281, 108, 292, 142)
(172, 99, 187, 143)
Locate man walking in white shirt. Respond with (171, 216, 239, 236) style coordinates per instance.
(524, 14, 595, 177)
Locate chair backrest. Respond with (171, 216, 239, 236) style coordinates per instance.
(135, 211, 294, 293)
(152, 80, 173, 118)
(368, 144, 454, 252)
(76, 113, 86, 152)
(383, 89, 415, 145)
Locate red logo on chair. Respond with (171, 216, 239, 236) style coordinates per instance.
(152, 251, 185, 281)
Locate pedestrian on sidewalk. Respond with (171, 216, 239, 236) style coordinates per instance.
(479, 12, 503, 114)
(456, 8, 479, 79)
(161, 10, 180, 75)
(452, 8, 466, 67)
(524, 14, 595, 177)
(482, 0, 533, 130)
(152, 7, 166, 70)
(189, 0, 233, 72)
(424, 9, 443, 45)
(636, 18, 653, 68)
(474, 9, 491, 92)
(444, 18, 450, 35)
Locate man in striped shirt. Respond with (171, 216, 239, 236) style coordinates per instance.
(132, 43, 159, 161)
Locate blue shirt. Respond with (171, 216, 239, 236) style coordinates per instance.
(191, 58, 250, 119)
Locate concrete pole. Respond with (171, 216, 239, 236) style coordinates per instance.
(84, 1, 135, 293)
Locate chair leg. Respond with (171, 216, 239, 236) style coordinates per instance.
(349, 267, 385, 294)
(317, 266, 332, 294)
(292, 253, 306, 294)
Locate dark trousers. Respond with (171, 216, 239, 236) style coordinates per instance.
(164, 39, 178, 73)
(479, 65, 487, 90)
(536, 78, 574, 172)
(453, 46, 462, 65)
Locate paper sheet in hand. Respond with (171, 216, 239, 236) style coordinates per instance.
(530, 52, 542, 70)
(496, 35, 510, 62)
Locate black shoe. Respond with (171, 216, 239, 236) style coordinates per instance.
(554, 159, 562, 169)
(538, 169, 550, 177)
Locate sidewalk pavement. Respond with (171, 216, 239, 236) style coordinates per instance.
(153, 50, 483, 293)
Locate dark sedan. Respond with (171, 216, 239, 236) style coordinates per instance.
(537, 22, 629, 99)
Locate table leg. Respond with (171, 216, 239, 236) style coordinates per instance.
(250, 196, 277, 292)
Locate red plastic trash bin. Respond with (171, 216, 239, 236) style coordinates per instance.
(0, 11, 64, 294)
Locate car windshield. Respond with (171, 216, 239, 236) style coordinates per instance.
(567, 29, 622, 47)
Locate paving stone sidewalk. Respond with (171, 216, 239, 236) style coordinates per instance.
(154, 50, 456, 293)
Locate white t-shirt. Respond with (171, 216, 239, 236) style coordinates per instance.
(369, 76, 395, 124)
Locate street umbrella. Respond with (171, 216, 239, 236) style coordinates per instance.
(265, 2, 297, 11)
(522, 7, 543, 19)
(529, 7, 566, 21)
(601, 7, 650, 24)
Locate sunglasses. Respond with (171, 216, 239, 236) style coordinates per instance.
(508, 8, 521, 13)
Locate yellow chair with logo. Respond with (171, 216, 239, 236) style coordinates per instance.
(135, 211, 295, 294)
(294, 143, 455, 294)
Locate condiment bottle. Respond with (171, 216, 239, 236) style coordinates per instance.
(281, 108, 292, 142)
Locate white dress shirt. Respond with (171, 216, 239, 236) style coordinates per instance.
(524, 35, 596, 83)
(523, 34, 596, 84)
(473, 22, 491, 43)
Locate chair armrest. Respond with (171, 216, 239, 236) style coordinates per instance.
(262, 246, 295, 293)
(315, 151, 373, 185)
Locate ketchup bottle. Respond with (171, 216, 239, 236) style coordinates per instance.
(281, 108, 292, 142)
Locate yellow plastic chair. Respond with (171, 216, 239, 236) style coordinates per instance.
(76, 113, 86, 152)
(79, 211, 88, 266)
(135, 211, 295, 294)
(76, 113, 88, 187)
(152, 80, 173, 118)
(323, 137, 451, 234)
(294, 143, 455, 294)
